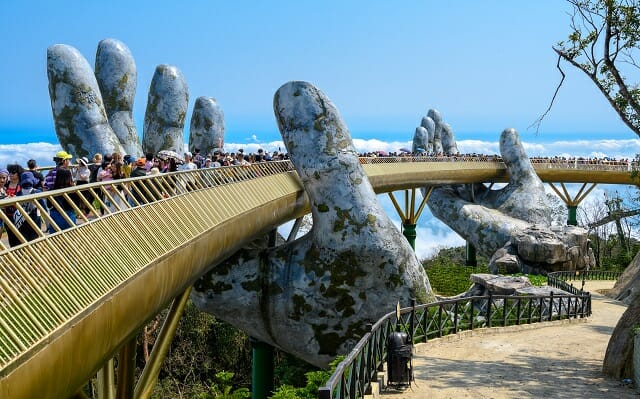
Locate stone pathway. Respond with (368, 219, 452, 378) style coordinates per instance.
(382, 281, 639, 399)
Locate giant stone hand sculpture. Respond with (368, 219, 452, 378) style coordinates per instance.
(47, 39, 224, 158)
(191, 81, 435, 367)
(418, 110, 594, 274)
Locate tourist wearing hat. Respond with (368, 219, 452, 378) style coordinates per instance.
(129, 157, 155, 203)
(44, 150, 73, 191)
(122, 155, 134, 178)
(75, 157, 90, 185)
(130, 157, 147, 178)
(12, 172, 45, 246)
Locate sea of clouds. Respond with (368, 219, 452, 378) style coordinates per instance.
(2, 137, 639, 259)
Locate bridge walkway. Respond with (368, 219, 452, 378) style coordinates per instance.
(386, 281, 634, 399)
(0, 157, 635, 398)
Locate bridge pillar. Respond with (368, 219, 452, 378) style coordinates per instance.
(547, 182, 598, 227)
(389, 188, 433, 252)
(465, 242, 477, 267)
(251, 338, 274, 399)
(567, 205, 578, 226)
(402, 223, 417, 249)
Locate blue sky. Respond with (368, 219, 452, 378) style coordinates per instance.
(0, 1, 635, 144)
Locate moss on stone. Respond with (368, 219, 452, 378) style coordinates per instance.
(291, 294, 312, 321)
(118, 73, 129, 91)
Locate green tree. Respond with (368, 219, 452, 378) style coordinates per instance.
(534, 0, 640, 136)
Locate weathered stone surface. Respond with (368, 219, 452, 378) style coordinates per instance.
(420, 123, 595, 275)
(428, 109, 443, 155)
(192, 81, 435, 367)
(47, 44, 125, 158)
(95, 38, 141, 157)
(412, 126, 428, 154)
(441, 122, 458, 155)
(420, 116, 435, 153)
(608, 251, 640, 304)
(469, 273, 532, 295)
(189, 96, 225, 155)
(142, 64, 189, 155)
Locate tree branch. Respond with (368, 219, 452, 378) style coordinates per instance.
(529, 53, 566, 133)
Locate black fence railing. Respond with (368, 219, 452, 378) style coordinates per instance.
(317, 271, 621, 399)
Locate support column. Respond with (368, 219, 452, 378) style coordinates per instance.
(251, 338, 274, 399)
(567, 205, 578, 226)
(465, 241, 477, 267)
(96, 358, 115, 399)
(388, 187, 432, 251)
(116, 338, 137, 399)
(134, 288, 192, 399)
(402, 223, 417, 250)
(547, 182, 598, 226)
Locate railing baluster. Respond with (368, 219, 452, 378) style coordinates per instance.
(453, 301, 459, 334)
(487, 292, 493, 328)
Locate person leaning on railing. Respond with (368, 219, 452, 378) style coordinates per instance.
(13, 172, 46, 246)
(48, 169, 80, 233)
(44, 150, 73, 191)
(4, 164, 25, 246)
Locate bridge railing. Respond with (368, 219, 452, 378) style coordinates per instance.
(359, 154, 636, 171)
(318, 273, 603, 399)
(0, 161, 296, 250)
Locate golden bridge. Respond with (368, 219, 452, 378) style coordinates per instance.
(0, 156, 634, 398)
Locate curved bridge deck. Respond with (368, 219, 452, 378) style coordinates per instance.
(0, 157, 634, 398)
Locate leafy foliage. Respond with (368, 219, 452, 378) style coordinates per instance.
(549, 0, 640, 135)
(148, 301, 252, 398)
(422, 246, 490, 296)
(270, 356, 344, 399)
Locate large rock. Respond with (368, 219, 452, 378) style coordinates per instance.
(191, 81, 435, 367)
(608, 251, 640, 304)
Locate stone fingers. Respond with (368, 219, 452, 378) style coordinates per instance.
(428, 109, 443, 154)
(420, 116, 435, 154)
(412, 126, 428, 154)
(500, 128, 542, 187)
(47, 44, 124, 158)
(189, 97, 225, 155)
(95, 38, 142, 156)
(442, 122, 459, 155)
(142, 65, 189, 155)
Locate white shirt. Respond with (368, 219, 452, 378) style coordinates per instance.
(178, 162, 197, 171)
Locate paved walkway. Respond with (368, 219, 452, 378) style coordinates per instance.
(383, 281, 639, 398)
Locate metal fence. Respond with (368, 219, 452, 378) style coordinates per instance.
(0, 161, 296, 250)
(317, 271, 608, 399)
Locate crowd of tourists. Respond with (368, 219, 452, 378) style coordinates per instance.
(0, 147, 289, 248)
(359, 150, 633, 166)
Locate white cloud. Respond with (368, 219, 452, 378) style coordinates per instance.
(0, 142, 62, 170)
